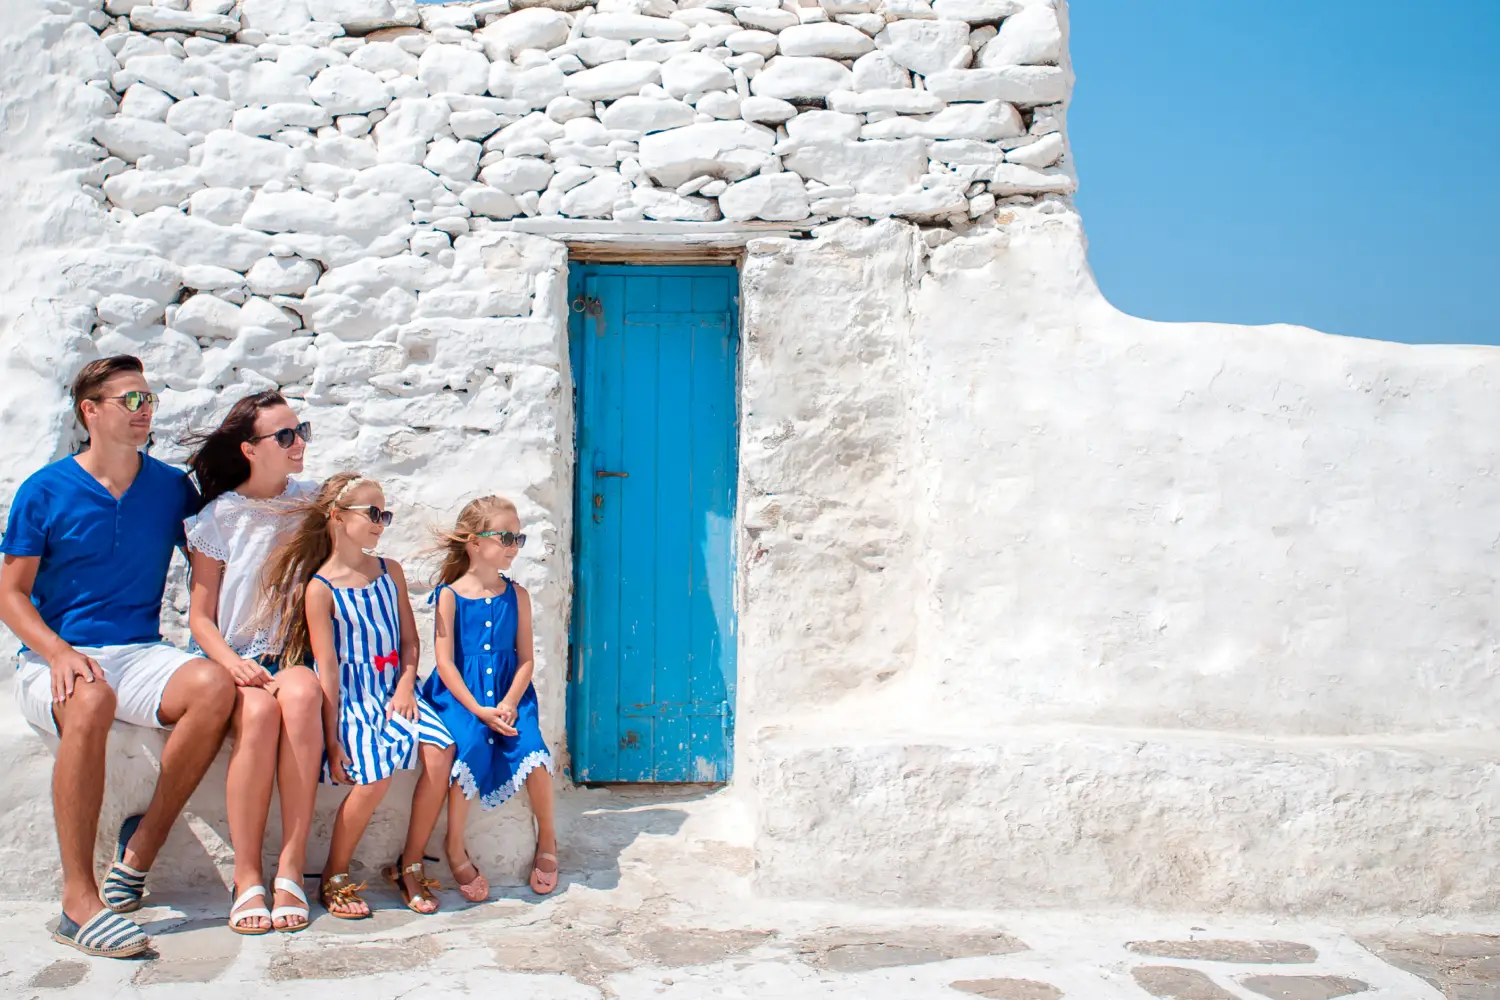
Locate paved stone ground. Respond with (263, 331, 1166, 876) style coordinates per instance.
(0, 789, 1495, 999)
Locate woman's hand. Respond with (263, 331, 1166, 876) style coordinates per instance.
(388, 679, 420, 722)
(228, 657, 273, 688)
(326, 742, 353, 785)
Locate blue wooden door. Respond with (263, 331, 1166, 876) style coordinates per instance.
(568, 264, 739, 783)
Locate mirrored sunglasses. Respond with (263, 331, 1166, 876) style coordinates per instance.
(339, 504, 393, 527)
(104, 391, 159, 412)
(477, 530, 526, 547)
(249, 421, 312, 449)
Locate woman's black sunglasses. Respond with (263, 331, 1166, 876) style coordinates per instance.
(339, 505, 393, 527)
(249, 421, 312, 449)
(477, 530, 526, 547)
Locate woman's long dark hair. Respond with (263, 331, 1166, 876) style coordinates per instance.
(186, 391, 290, 506)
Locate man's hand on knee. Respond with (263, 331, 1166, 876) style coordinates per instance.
(47, 645, 106, 704)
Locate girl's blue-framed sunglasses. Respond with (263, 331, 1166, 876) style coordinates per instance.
(477, 530, 526, 547)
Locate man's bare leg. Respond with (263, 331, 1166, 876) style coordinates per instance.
(120, 659, 234, 870)
(52, 681, 117, 927)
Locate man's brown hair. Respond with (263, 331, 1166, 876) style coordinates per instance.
(71, 355, 144, 429)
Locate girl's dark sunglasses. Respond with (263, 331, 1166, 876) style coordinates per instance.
(249, 421, 312, 449)
(104, 391, 159, 412)
(477, 530, 526, 547)
(339, 505, 393, 527)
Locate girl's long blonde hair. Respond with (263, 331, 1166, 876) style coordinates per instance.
(257, 471, 373, 667)
(432, 495, 518, 587)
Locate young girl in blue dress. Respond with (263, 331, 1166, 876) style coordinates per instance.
(258, 472, 457, 918)
(417, 496, 557, 900)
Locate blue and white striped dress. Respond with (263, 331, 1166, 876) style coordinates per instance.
(317, 560, 452, 785)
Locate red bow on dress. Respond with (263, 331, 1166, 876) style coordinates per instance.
(373, 651, 399, 671)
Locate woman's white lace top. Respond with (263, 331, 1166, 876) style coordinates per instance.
(184, 479, 314, 659)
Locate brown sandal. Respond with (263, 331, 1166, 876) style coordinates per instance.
(319, 873, 370, 919)
(382, 859, 440, 914)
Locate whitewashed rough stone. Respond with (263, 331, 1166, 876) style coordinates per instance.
(637, 119, 775, 186)
(740, 95, 797, 124)
(96, 294, 167, 330)
(460, 185, 522, 219)
(782, 136, 925, 194)
(95, 117, 193, 165)
(631, 186, 722, 222)
(173, 293, 242, 339)
(583, 13, 689, 40)
(120, 84, 174, 122)
(874, 19, 971, 75)
(247, 255, 321, 295)
(166, 95, 234, 136)
(480, 157, 556, 194)
(130, 7, 240, 33)
(306, 0, 421, 34)
(424, 138, 483, 180)
(240, 0, 312, 34)
(547, 96, 595, 123)
(350, 163, 444, 201)
(861, 100, 1021, 139)
(419, 44, 491, 95)
(231, 61, 313, 108)
(726, 30, 778, 58)
(420, 4, 477, 31)
(102, 167, 206, 214)
(785, 108, 861, 141)
(661, 53, 735, 98)
(749, 56, 854, 100)
(309, 64, 394, 115)
(574, 37, 631, 66)
(1005, 130, 1063, 168)
(850, 51, 911, 92)
(278, 45, 336, 79)
(566, 61, 662, 100)
(595, 95, 691, 134)
(119, 54, 198, 101)
(180, 264, 247, 291)
(922, 65, 1067, 104)
(697, 91, 742, 119)
(989, 161, 1074, 195)
(980, 4, 1062, 66)
(351, 41, 419, 75)
(450, 109, 506, 140)
(850, 181, 966, 217)
(560, 172, 631, 218)
(778, 22, 874, 58)
(480, 8, 571, 54)
(718, 171, 809, 221)
(234, 103, 335, 135)
(199, 129, 302, 186)
(735, 7, 798, 31)
(374, 98, 450, 163)
(189, 187, 254, 225)
(930, 0, 1018, 23)
(827, 88, 943, 114)
(928, 138, 1004, 165)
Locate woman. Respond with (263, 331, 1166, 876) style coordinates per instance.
(184, 391, 322, 934)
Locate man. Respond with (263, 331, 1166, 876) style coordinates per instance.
(0, 356, 235, 958)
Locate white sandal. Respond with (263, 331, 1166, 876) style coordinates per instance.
(270, 876, 310, 933)
(228, 884, 271, 936)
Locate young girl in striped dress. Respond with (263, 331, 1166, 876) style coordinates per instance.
(258, 473, 456, 919)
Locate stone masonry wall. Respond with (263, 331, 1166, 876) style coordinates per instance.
(84, 0, 1074, 235)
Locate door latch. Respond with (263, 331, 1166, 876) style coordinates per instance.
(595, 470, 628, 478)
(571, 295, 605, 336)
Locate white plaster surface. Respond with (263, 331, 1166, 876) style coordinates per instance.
(1, 0, 1498, 920)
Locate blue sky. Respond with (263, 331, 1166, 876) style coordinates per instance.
(1067, 2, 1500, 345)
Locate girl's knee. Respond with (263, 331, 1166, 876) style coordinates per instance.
(273, 668, 322, 712)
(236, 688, 281, 739)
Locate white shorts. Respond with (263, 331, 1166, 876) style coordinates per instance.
(13, 642, 199, 736)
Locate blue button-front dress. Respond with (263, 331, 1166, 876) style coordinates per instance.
(422, 579, 553, 808)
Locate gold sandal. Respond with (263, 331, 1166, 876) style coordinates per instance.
(383, 859, 440, 914)
(319, 873, 370, 920)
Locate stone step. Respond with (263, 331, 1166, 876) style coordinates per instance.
(749, 723, 1500, 914)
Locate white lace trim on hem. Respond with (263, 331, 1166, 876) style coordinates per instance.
(452, 749, 554, 810)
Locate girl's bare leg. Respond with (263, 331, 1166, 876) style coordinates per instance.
(321, 778, 391, 917)
(525, 767, 557, 877)
(399, 743, 455, 913)
(445, 787, 476, 882)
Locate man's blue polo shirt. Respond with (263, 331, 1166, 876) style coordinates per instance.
(0, 454, 201, 649)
